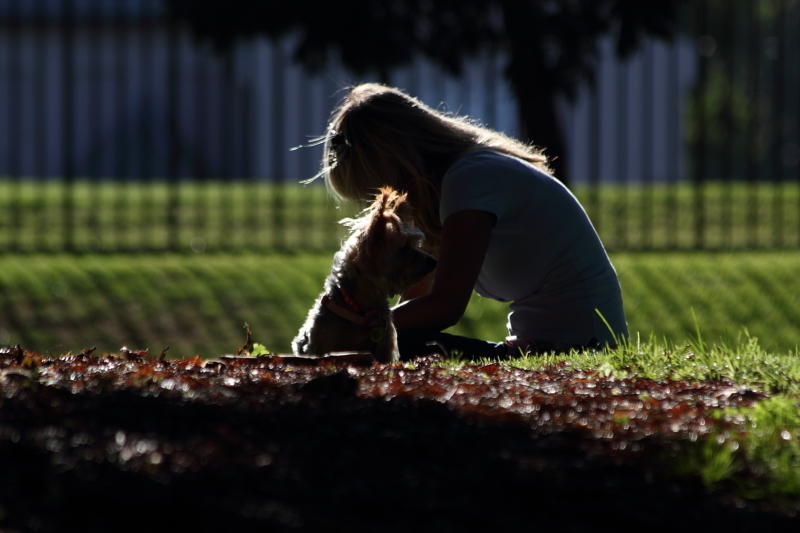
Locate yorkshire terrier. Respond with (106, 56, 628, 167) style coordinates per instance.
(292, 187, 437, 363)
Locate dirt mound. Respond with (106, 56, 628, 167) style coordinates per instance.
(0, 348, 794, 532)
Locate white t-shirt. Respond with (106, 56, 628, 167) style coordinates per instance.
(440, 150, 628, 346)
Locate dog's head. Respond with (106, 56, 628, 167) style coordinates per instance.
(339, 187, 437, 297)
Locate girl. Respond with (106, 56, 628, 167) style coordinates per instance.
(316, 83, 627, 359)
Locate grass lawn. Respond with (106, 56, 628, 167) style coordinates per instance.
(2, 180, 799, 252)
(1, 250, 799, 507)
(1, 251, 798, 358)
(494, 337, 800, 505)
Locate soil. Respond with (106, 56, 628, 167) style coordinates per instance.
(0, 347, 797, 532)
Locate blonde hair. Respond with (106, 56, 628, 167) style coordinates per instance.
(320, 83, 551, 254)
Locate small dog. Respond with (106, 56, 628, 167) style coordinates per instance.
(293, 187, 437, 363)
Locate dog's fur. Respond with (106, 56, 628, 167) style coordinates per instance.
(292, 187, 437, 363)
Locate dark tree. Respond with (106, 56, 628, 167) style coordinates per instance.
(165, 0, 679, 185)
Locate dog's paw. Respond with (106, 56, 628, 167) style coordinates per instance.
(292, 330, 310, 356)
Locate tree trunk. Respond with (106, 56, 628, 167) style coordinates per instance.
(502, 2, 569, 186)
(511, 69, 568, 186)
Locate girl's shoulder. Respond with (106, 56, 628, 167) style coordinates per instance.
(453, 149, 513, 165)
(440, 150, 533, 221)
(446, 150, 511, 176)
(446, 149, 548, 181)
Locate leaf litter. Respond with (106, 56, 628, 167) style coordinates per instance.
(0, 346, 795, 531)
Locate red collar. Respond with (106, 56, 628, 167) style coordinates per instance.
(338, 286, 366, 313)
(321, 288, 380, 328)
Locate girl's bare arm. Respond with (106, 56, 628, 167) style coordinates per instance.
(392, 209, 495, 331)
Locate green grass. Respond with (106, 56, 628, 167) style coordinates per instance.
(0, 253, 331, 358)
(614, 251, 800, 356)
(505, 332, 800, 395)
(496, 335, 800, 507)
(0, 180, 358, 252)
(580, 181, 800, 250)
(1, 250, 800, 505)
(1, 251, 798, 357)
(676, 397, 800, 501)
(2, 180, 800, 252)
(0, 251, 800, 357)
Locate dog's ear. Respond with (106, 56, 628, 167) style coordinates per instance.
(364, 205, 391, 252)
(391, 194, 413, 223)
(374, 186, 414, 230)
(380, 187, 409, 236)
(371, 187, 393, 215)
(379, 187, 408, 213)
(349, 187, 406, 259)
(372, 187, 409, 222)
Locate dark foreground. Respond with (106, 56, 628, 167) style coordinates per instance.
(0, 347, 796, 532)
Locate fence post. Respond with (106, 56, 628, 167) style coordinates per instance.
(666, 6, 684, 250)
(87, 0, 104, 253)
(244, 44, 259, 250)
(7, 0, 22, 252)
(167, 18, 181, 252)
(113, 0, 129, 251)
(587, 83, 601, 245)
(62, 0, 76, 253)
(746, 0, 761, 248)
(34, 0, 48, 251)
(140, 4, 155, 251)
(797, 0, 800, 247)
(615, 53, 628, 249)
(771, 0, 786, 247)
(220, 57, 234, 251)
(642, 43, 655, 250)
(693, 0, 708, 250)
(720, 0, 736, 248)
(271, 41, 286, 251)
(192, 43, 209, 252)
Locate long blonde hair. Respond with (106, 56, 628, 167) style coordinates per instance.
(320, 83, 551, 253)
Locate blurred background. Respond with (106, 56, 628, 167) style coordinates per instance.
(1, 0, 799, 357)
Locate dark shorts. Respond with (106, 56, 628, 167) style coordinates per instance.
(397, 328, 598, 361)
(397, 328, 507, 361)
